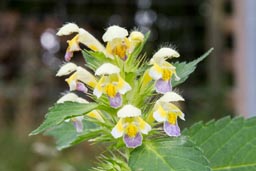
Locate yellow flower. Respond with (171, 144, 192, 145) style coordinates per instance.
(56, 63, 97, 92)
(102, 26, 144, 60)
(111, 105, 151, 148)
(149, 47, 180, 94)
(93, 63, 131, 108)
(57, 23, 106, 61)
(128, 31, 144, 53)
(57, 93, 104, 132)
(153, 92, 185, 137)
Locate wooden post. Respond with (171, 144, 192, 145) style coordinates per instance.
(234, 0, 256, 117)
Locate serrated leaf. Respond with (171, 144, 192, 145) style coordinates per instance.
(44, 118, 97, 150)
(30, 102, 98, 135)
(183, 116, 256, 171)
(129, 136, 210, 171)
(172, 48, 213, 87)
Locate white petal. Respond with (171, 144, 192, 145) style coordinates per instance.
(75, 116, 84, 121)
(179, 112, 185, 121)
(69, 80, 77, 91)
(117, 105, 141, 118)
(153, 111, 166, 122)
(56, 62, 77, 76)
(138, 118, 151, 135)
(93, 87, 103, 98)
(153, 47, 180, 60)
(111, 120, 124, 138)
(57, 93, 88, 104)
(118, 82, 132, 94)
(76, 97, 89, 104)
(149, 67, 162, 80)
(57, 93, 79, 103)
(129, 31, 144, 42)
(78, 28, 106, 52)
(102, 25, 128, 42)
(158, 92, 184, 102)
(95, 63, 120, 75)
(76, 67, 97, 85)
(56, 23, 80, 36)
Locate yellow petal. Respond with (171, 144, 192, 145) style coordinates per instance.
(137, 117, 151, 135)
(78, 28, 106, 52)
(76, 67, 97, 88)
(117, 76, 131, 94)
(111, 119, 124, 138)
(67, 35, 80, 52)
(149, 63, 163, 80)
(87, 110, 104, 122)
(93, 76, 106, 98)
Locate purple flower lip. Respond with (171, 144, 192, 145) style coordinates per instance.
(73, 119, 83, 133)
(65, 51, 73, 61)
(163, 121, 181, 137)
(108, 93, 122, 108)
(123, 133, 143, 148)
(155, 79, 172, 94)
(76, 82, 88, 93)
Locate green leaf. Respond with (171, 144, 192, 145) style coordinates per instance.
(30, 102, 99, 136)
(172, 48, 213, 87)
(183, 116, 256, 171)
(129, 136, 210, 171)
(44, 118, 97, 150)
(82, 50, 112, 71)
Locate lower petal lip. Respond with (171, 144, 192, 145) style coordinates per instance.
(155, 79, 172, 94)
(108, 93, 122, 108)
(123, 133, 143, 148)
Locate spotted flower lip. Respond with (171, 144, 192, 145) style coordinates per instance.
(102, 25, 128, 42)
(111, 105, 151, 148)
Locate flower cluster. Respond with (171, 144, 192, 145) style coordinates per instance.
(56, 23, 185, 148)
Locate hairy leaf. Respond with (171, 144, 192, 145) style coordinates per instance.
(129, 136, 210, 171)
(183, 117, 256, 171)
(172, 48, 213, 87)
(30, 102, 98, 135)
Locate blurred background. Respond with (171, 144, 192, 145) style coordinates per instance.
(1, 0, 256, 170)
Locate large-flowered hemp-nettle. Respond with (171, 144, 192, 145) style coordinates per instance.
(30, 22, 213, 170)
(54, 23, 184, 147)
